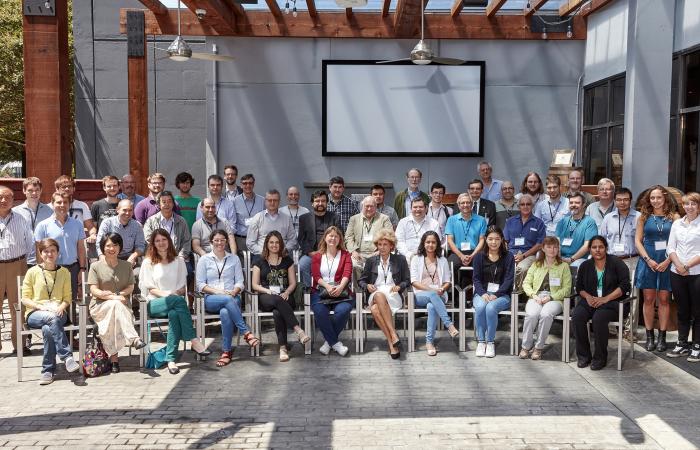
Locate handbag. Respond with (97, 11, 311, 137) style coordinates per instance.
(317, 285, 350, 305)
(82, 329, 111, 377)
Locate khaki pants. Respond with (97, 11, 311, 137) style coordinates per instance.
(514, 255, 536, 294)
(0, 259, 28, 350)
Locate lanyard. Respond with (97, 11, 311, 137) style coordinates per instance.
(204, 218, 220, 234)
(617, 214, 630, 240)
(362, 216, 375, 237)
(429, 205, 444, 222)
(379, 257, 390, 284)
(40, 265, 58, 299)
(214, 256, 228, 280)
(0, 212, 12, 239)
(566, 217, 581, 237)
(548, 200, 562, 222)
(410, 218, 425, 238)
(26, 205, 39, 229)
(324, 252, 337, 282)
(460, 217, 473, 241)
(289, 207, 299, 223)
(424, 258, 438, 284)
(244, 197, 257, 217)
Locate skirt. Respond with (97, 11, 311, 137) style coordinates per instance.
(89, 299, 140, 356)
(634, 246, 672, 291)
(367, 285, 403, 315)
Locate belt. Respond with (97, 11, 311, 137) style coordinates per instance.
(60, 261, 79, 268)
(0, 255, 26, 264)
(234, 234, 247, 238)
(617, 255, 637, 259)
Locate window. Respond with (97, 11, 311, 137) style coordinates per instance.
(670, 47, 700, 193)
(582, 75, 625, 187)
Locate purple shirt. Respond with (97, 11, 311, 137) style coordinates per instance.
(134, 195, 181, 225)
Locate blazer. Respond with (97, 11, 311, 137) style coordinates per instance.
(345, 213, 393, 253)
(393, 190, 431, 219)
(298, 211, 339, 256)
(311, 250, 353, 294)
(472, 251, 515, 298)
(358, 253, 411, 294)
(143, 212, 192, 260)
(473, 198, 497, 228)
(575, 255, 631, 302)
(522, 259, 572, 302)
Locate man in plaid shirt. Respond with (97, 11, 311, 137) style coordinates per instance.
(326, 176, 359, 233)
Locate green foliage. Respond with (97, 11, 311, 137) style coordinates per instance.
(0, 0, 24, 164)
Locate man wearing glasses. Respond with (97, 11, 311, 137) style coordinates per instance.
(427, 182, 452, 238)
(393, 168, 430, 220)
(495, 181, 517, 230)
(134, 172, 180, 224)
(504, 194, 546, 291)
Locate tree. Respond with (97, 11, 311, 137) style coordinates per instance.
(0, 0, 24, 164)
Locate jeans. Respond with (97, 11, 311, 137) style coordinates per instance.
(27, 311, 72, 374)
(148, 295, 196, 362)
(298, 255, 312, 288)
(521, 299, 563, 350)
(310, 292, 353, 347)
(414, 291, 452, 343)
(204, 295, 249, 352)
(473, 294, 511, 343)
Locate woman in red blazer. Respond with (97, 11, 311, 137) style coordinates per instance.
(311, 226, 354, 356)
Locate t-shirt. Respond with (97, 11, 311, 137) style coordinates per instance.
(253, 255, 294, 289)
(90, 199, 120, 228)
(175, 196, 201, 231)
(87, 259, 135, 307)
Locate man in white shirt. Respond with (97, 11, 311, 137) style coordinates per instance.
(279, 186, 310, 242)
(585, 178, 616, 227)
(396, 197, 441, 262)
(246, 189, 297, 257)
(12, 177, 53, 266)
(427, 182, 452, 238)
(535, 175, 569, 236)
(599, 187, 639, 274)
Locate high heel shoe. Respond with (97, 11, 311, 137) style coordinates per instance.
(167, 362, 180, 375)
(390, 350, 400, 360)
(190, 341, 212, 357)
(296, 329, 311, 345)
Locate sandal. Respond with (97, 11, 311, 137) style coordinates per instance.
(243, 332, 260, 348)
(279, 346, 290, 362)
(448, 324, 460, 338)
(426, 342, 437, 356)
(295, 329, 311, 345)
(216, 351, 232, 367)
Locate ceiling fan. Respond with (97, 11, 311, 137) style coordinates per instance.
(378, 3, 465, 65)
(155, 0, 235, 62)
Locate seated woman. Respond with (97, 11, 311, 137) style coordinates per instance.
(519, 236, 572, 360)
(21, 238, 80, 385)
(311, 226, 354, 356)
(140, 229, 212, 375)
(472, 226, 515, 358)
(410, 231, 458, 356)
(88, 233, 147, 373)
(572, 235, 631, 370)
(195, 229, 260, 368)
(359, 229, 411, 359)
(252, 230, 310, 362)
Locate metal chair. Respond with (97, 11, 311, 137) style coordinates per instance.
(407, 287, 467, 353)
(355, 290, 409, 353)
(512, 294, 572, 362)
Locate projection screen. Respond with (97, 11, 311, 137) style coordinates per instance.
(322, 60, 485, 157)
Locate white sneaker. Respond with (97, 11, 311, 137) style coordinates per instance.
(475, 342, 486, 357)
(332, 341, 349, 356)
(319, 341, 331, 355)
(64, 356, 80, 373)
(485, 342, 496, 358)
(39, 372, 54, 385)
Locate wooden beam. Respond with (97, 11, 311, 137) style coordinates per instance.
(181, 0, 237, 34)
(558, 0, 585, 16)
(127, 12, 149, 196)
(138, 0, 168, 15)
(523, 0, 550, 17)
(485, 0, 507, 17)
(120, 8, 587, 39)
(346, 7, 353, 21)
(580, 0, 615, 18)
(306, 0, 318, 19)
(381, 0, 391, 17)
(265, 0, 283, 18)
(451, 0, 463, 18)
(24, 0, 72, 194)
(394, 0, 422, 34)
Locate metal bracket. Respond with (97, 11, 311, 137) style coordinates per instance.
(127, 11, 146, 58)
(24, 0, 55, 16)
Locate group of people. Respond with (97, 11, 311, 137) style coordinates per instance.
(0, 161, 699, 384)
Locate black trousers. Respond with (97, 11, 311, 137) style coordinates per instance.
(258, 293, 300, 346)
(671, 272, 700, 345)
(572, 300, 619, 364)
(448, 253, 473, 289)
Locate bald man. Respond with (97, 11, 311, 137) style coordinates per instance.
(279, 186, 310, 244)
(345, 196, 393, 272)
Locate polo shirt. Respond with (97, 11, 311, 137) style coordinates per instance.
(534, 196, 570, 236)
(34, 215, 86, 265)
(585, 201, 616, 228)
(555, 215, 598, 259)
(191, 217, 234, 254)
(504, 214, 546, 254)
(134, 196, 181, 224)
(96, 216, 146, 258)
(445, 213, 487, 252)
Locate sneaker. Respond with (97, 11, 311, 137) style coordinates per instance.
(687, 345, 700, 363)
(518, 348, 530, 359)
(319, 341, 331, 355)
(39, 372, 54, 385)
(485, 342, 496, 358)
(64, 356, 80, 373)
(332, 341, 349, 356)
(667, 343, 690, 358)
(475, 342, 486, 357)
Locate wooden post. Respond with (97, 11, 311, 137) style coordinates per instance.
(23, 0, 72, 201)
(127, 10, 149, 196)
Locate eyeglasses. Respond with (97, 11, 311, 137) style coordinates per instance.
(503, 187, 515, 190)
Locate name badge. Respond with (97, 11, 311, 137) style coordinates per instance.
(212, 280, 225, 290)
(460, 242, 471, 251)
(562, 238, 574, 247)
(613, 243, 625, 254)
(244, 217, 253, 226)
(654, 241, 667, 251)
(363, 234, 374, 242)
(487, 282, 500, 293)
(597, 289, 603, 297)
(270, 286, 282, 295)
(0, 236, 10, 250)
(546, 223, 556, 233)
(530, 228, 538, 232)
(514, 237, 525, 246)
(550, 277, 561, 287)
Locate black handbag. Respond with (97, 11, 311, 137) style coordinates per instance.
(317, 285, 350, 305)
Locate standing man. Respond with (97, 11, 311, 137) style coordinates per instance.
(196, 175, 237, 229)
(495, 181, 518, 231)
(232, 173, 265, 253)
(445, 193, 487, 288)
(0, 185, 34, 354)
(174, 172, 201, 232)
(586, 178, 616, 228)
(555, 193, 598, 267)
(246, 190, 297, 257)
(477, 161, 503, 202)
(223, 164, 243, 202)
(396, 197, 442, 262)
(563, 168, 595, 208)
(53, 175, 97, 244)
(280, 186, 310, 242)
(599, 187, 639, 273)
(535, 175, 569, 236)
(297, 190, 339, 288)
(327, 176, 359, 232)
(427, 182, 452, 238)
(504, 194, 546, 290)
(96, 200, 145, 265)
(13, 177, 53, 266)
(143, 191, 191, 261)
(468, 179, 497, 228)
(134, 173, 180, 224)
(394, 168, 430, 220)
(90, 175, 121, 229)
(117, 174, 145, 207)
(345, 196, 393, 273)
(370, 184, 399, 229)
(191, 198, 236, 256)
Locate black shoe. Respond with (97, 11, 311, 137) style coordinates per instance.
(666, 342, 690, 358)
(644, 329, 656, 351)
(111, 362, 120, 373)
(577, 359, 591, 368)
(656, 331, 667, 352)
(390, 351, 400, 360)
(192, 348, 212, 357)
(590, 361, 606, 371)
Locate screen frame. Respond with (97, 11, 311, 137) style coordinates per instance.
(322, 59, 486, 157)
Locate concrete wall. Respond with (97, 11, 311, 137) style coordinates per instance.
(584, 0, 628, 85)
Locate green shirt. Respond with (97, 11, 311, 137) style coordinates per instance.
(175, 196, 201, 231)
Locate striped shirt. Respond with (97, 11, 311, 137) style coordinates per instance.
(12, 202, 54, 264)
(96, 216, 146, 258)
(233, 193, 265, 236)
(327, 195, 359, 232)
(0, 212, 34, 261)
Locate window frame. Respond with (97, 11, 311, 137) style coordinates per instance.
(670, 43, 700, 192)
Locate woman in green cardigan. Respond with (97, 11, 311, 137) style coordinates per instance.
(519, 236, 572, 360)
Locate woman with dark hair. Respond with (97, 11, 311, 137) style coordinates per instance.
(88, 233, 146, 373)
(572, 236, 631, 370)
(196, 229, 258, 368)
(472, 226, 515, 358)
(634, 185, 680, 352)
(519, 236, 572, 360)
(410, 231, 457, 356)
(252, 230, 310, 362)
(516, 172, 546, 205)
(140, 229, 211, 374)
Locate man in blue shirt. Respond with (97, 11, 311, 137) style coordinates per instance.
(555, 193, 598, 267)
(477, 161, 503, 202)
(232, 173, 265, 255)
(535, 175, 569, 236)
(445, 193, 487, 288)
(504, 194, 546, 291)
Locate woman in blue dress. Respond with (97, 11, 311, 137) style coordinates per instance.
(635, 185, 680, 353)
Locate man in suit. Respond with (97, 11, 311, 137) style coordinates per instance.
(468, 179, 496, 228)
(298, 190, 339, 288)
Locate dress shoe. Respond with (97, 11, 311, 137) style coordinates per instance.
(111, 362, 120, 373)
(577, 359, 591, 368)
(590, 361, 606, 371)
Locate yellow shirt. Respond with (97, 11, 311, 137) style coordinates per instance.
(21, 265, 72, 319)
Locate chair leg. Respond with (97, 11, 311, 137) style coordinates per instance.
(15, 304, 23, 382)
(618, 304, 624, 371)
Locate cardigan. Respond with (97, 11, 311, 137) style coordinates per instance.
(410, 255, 451, 300)
(311, 250, 353, 294)
(575, 255, 631, 301)
(472, 251, 515, 298)
(393, 190, 431, 220)
(358, 253, 411, 294)
(21, 265, 72, 319)
(522, 259, 572, 302)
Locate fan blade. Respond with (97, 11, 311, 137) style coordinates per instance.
(376, 58, 411, 64)
(191, 52, 235, 62)
(432, 56, 466, 65)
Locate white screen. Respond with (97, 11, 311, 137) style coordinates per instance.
(323, 62, 484, 156)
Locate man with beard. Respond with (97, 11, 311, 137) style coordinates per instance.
(96, 199, 145, 265)
(563, 167, 595, 208)
(117, 174, 145, 207)
(223, 165, 243, 202)
(192, 197, 236, 256)
(297, 190, 339, 287)
(134, 173, 180, 224)
(90, 175, 122, 229)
